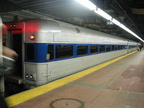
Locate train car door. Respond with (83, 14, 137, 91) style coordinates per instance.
(6, 30, 23, 77)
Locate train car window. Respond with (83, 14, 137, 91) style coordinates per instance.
(56, 45, 73, 59)
(129, 46, 131, 49)
(112, 45, 115, 51)
(126, 45, 129, 49)
(90, 45, 98, 54)
(48, 45, 54, 60)
(130, 45, 135, 49)
(115, 45, 118, 50)
(118, 45, 122, 50)
(100, 45, 105, 52)
(77, 45, 88, 55)
(106, 45, 111, 51)
(26, 45, 34, 60)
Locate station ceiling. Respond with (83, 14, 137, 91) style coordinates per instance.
(1, 0, 144, 42)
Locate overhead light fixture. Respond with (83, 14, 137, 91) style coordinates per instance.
(94, 8, 112, 20)
(75, 0, 144, 42)
(75, 0, 96, 10)
(111, 18, 121, 26)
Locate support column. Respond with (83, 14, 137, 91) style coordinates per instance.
(0, 16, 5, 95)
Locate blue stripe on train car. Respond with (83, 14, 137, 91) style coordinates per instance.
(35, 44, 47, 62)
(25, 43, 129, 63)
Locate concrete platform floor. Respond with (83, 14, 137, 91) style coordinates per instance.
(11, 51, 144, 108)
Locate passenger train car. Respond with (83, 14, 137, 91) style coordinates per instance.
(3, 18, 138, 89)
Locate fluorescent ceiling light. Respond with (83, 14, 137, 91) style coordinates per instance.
(75, 0, 96, 10)
(111, 18, 121, 26)
(94, 8, 112, 20)
(75, 0, 144, 42)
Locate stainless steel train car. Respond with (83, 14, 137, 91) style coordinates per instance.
(3, 19, 138, 89)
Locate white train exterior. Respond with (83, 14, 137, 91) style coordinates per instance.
(4, 19, 138, 89)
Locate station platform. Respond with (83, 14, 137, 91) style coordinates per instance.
(6, 50, 144, 108)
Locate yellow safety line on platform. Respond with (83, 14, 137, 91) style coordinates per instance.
(5, 51, 137, 107)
